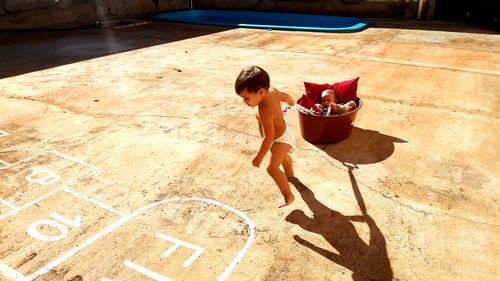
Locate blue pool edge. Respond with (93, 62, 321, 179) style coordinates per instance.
(151, 9, 371, 32)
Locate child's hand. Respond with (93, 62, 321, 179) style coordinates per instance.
(252, 155, 263, 167)
(329, 103, 340, 112)
(287, 96, 295, 106)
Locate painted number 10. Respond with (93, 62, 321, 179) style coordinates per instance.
(27, 213, 82, 241)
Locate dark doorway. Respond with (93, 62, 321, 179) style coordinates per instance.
(434, 0, 466, 20)
(434, 0, 500, 28)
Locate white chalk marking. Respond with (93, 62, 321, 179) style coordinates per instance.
(5, 151, 47, 169)
(0, 130, 8, 137)
(156, 232, 204, 268)
(131, 198, 255, 281)
(0, 188, 62, 221)
(1, 149, 101, 176)
(25, 168, 59, 185)
(26, 215, 132, 280)
(27, 219, 69, 241)
(0, 260, 28, 281)
(123, 260, 173, 281)
(27, 213, 82, 241)
(0, 159, 11, 169)
(50, 150, 102, 176)
(62, 188, 128, 217)
(50, 213, 82, 228)
(0, 198, 19, 210)
(25, 198, 255, 281)
(101, 278, 112, 281)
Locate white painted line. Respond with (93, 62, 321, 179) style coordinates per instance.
(25, 198, 255, 281)
(50, 150, 102, 175)
(101, 278, 112, 281)
(50, 213, 82, 228)
(123, 260, 173, 281)
(62, 188, 129, 217)
(0, 159, 11, 169)
(0, 209, 17, 220)
(0, 150, 101, 177)
(0, 260, 28, 281)
(343, 55, 500, 76)
(156, 232, 204, 268)
(0, 130, 8, 137)
(7, 151, 49, 168)
(0, 198, 19, 210)
(131, 198, 255, 281)
(0, 188, 62, 221)
(26, 214, 132, 280)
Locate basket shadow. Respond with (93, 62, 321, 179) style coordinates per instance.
(286, 176, 393, 280)
(314, 127, 407, 165)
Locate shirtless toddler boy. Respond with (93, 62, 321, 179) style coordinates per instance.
(235, 66, 296, 208)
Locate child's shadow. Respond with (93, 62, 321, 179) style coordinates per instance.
(286, 173, 393, 280)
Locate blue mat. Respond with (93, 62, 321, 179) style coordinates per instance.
(152, 9, 370, 32)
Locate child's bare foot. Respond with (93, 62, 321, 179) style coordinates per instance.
(278, 194, 295, 208)
(285, 170, 294, 179)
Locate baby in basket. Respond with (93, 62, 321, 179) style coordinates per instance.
(319, 89, 356, 115)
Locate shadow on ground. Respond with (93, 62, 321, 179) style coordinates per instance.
(315, 127, 407, 165)
(286, 175, 393, 281)
(0, 22, 232, 79)
(285, 127, 406, 279)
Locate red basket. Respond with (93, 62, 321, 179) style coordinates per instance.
(297, 98, 362, 143)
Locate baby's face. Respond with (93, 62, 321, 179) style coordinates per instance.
(321, 92, 336, 107)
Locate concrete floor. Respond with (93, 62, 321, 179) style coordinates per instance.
(0, 20, 498, 281)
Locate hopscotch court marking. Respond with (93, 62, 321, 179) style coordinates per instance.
(0, 198, 19, 211)
(0, 130, 11, 169)
(0, 188, 125, 281)
(0, 129, 255, 281)
(62, 187, 128, 217)
(0, 159, 11, 169)
(23, 197, 255, 281)
(0, 149, 103, 216)
(1, 183, 254, 281)
(123, 260, 173, 281)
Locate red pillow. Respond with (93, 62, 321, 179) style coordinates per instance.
(297, 94, 320, 112)
(332, 77, 359, 103)
(304, 77, 359, 104)
(303, 82, 330, 103)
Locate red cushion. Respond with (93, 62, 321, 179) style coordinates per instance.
(303, 82, 330, 103)
(304, 77, 359, 104)
(332, 77, 359, 103)
(297, 94, 320, 112)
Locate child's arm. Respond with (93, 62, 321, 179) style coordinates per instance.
(272, 87, 295, 106)
(252, 108, 274, 167)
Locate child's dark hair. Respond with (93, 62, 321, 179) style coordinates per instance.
(235, 66, 270, 94)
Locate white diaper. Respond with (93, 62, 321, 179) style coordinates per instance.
(273, 122, 296, 154)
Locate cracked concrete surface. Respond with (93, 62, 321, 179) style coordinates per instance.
(0, 20, 499, 281)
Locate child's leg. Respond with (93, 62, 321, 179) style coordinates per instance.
(282, 154, 294, 178)
(268, 143, 295, 208)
